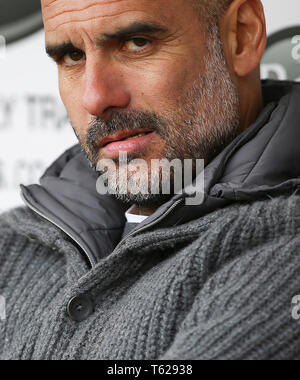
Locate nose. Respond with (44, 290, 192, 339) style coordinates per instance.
(82, 59, 131, 117)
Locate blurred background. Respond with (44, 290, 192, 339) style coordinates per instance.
(0, 0, 299, 212)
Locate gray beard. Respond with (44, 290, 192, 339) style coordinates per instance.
(77, 24, 240, 208)
(109, 27, 240, 207)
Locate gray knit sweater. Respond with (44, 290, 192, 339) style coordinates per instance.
(1, 80, 300, 360)
(0, 194, 300, 360)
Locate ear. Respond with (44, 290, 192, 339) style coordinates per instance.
(219, 0, 267, 77)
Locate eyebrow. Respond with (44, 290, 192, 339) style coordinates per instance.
(45, 21, 169, 60)
(97, 21, 169, 45)
(46, 42, 78, 60)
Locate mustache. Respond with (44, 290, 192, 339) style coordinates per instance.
(86, 110, 167, 153)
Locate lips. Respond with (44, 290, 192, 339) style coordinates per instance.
(98, 129, 154, 148)
(98, 129, 156, 158)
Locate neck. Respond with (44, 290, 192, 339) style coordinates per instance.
(238, 74, 264, 132)
(130, 205, 157, 216)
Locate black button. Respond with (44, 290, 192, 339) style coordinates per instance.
(67, 295, 94, 322)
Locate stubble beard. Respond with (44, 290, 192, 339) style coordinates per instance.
(75, 25, 240, 207)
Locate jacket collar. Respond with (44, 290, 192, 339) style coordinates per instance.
(21, 80, 300, 266)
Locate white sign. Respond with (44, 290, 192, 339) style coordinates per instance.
(0, 31, 76, 213)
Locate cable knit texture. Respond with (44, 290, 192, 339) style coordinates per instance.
(0, 194, 300, 360)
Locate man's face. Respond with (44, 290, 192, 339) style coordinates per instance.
(42, 0, 240, 206)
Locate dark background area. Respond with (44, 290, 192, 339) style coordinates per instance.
(0, 0, 43, 44)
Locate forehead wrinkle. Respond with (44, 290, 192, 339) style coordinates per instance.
(43, 0, 128, 23)
(44, 3, 104, 23)
(43, 0, 129, 21)
(46, 9, 143, 33)
(42, 0, 58, 9)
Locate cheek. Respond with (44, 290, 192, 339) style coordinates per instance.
(127, 61, 191, 112)
(59, 74, 88, 136)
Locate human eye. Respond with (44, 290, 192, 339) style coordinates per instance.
(60, 50, 85, 67)
(121, 37, 152, 54)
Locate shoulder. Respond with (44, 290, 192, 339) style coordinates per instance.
(163, 195, 300, 359)
(216, 192, 300, 227)
(0, 207, 31, 242)
(185, 194, 300, 274)
(0, 206, 68, 254)
(191, 194, 300, 309)
(0, 206, 48, 240)
(204, 193, 300, 246)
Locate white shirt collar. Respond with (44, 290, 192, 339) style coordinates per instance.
(125, 205, 149, 223)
